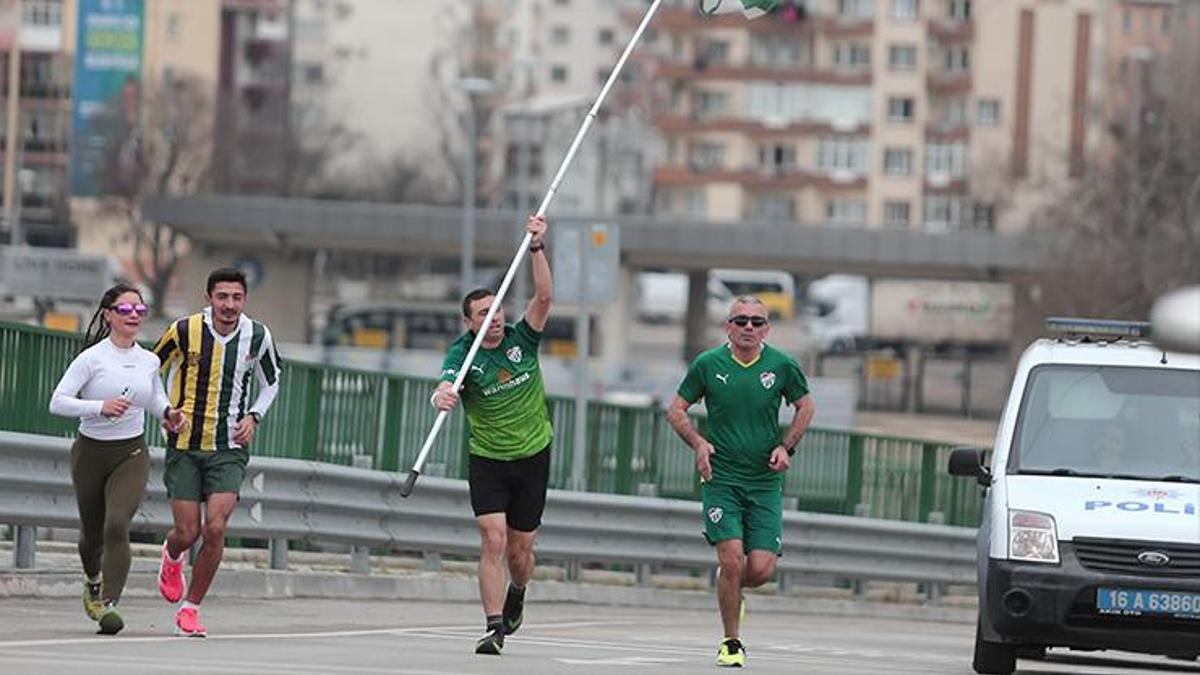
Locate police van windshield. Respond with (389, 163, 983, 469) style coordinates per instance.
(1010, 365, 1200, 482)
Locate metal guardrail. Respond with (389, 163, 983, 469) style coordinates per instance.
(1, 432, 978, 589)
(0, 320, 985, 526)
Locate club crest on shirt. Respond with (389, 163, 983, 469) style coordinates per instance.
(506, 346, 523, 363)
(760, 371, 776, 389)
(708, 507, 724, 524)
(186, 352, 201, 367)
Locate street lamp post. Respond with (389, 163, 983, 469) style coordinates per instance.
(457, 77, 496, 295)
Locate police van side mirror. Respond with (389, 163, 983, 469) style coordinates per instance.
(948, 447, 992, 487)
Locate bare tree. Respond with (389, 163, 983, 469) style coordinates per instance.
(98, 76, 214, 317)
(1015, 44, 1200, 344)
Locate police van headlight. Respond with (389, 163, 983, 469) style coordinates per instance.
(1009, 510, 1060, 564)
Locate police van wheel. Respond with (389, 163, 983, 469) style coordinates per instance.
(973, 620, 1015, 675)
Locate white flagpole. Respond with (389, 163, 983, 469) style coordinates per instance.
(401, 0, 669, 497)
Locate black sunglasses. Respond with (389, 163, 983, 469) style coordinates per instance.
(728, 315, 768, 327)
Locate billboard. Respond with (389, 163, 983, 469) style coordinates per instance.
(70, 0, 144, 196)
(870, 280, 1015, 344)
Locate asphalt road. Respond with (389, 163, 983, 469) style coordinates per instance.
(0, 597, 1195, 675)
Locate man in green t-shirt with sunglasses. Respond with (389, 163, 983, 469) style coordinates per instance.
(667, 295, 815, 668)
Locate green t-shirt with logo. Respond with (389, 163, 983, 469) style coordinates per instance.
(441, 319, 553, 460)
(678, 343, 809, 487)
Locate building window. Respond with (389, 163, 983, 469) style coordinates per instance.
(977, 99, 1000, 126)
(684, 189, 707, 216)
(302, 63, 324, 85)
(817, 137, 869, 173)
(887, 97, 915, 123)
(750, 36, 808, 68)
(924, 142, 967, 177)
(971, 202, 996, 230)
(1122, 10, 1132, 34)
(946, 0, 970, 21)
(551, 25, 570, 45)
(833, 43, 871, 70)
(943, 46, 970, 73)
(884, 201, 911, 227)
(693, 90, 730, 118)
(598, 28, 614, 45)
(888, 45, 917, 71)
(550, 65, 568, 82)
(702, 40, 732, 65)
(749, 194, 796, 221)
(689, 142, 726, 171)
(1161, 12, 1171, 35)
(827, 199, 868, 224)
(934, 97, 968, 126)
(923, 195, 963, 230)
(883, 148, 912, 175)
(892, 0, 918, 20)
(758, 143, 797, 173)
(838, 0, 875, 19)
(166, 11, 182, 39)
(22, 1, 62, 27)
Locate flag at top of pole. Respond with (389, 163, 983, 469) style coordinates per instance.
(698, 0, 780, 19)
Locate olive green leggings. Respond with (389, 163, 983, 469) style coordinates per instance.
(70, 434, 149, 604)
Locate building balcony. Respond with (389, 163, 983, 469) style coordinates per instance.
(626, 4, 815, 36)
(19, 82, 71, 99)
(928, 18, 974, 42)
(923, 175, 968, 194)
(654, 164, 868, 191)
(240, 81, 287, 109)
(926, 71, 971, 95)
(817, 16, 874, 38)
(223, 0, 285, 12)
(658, 59, 871, 85)
(244, 37, 287, 64)
(655, 114, 870, 137)
(924, 122, 969, 141)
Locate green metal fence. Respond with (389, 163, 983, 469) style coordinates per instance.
(0, 321, 984, 526)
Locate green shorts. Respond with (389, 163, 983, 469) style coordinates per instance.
(701, 481, 783, 555)
(164, 448, 250, 501)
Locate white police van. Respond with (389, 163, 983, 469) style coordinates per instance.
(950, 318, 1200, 674)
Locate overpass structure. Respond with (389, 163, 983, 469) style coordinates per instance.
(142, 195, 1050, 352)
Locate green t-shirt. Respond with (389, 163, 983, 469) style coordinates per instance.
(441, 319, 553, 460)
(677, 343, 809, 487)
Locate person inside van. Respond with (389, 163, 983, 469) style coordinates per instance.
(1093, 421, 1127, 473)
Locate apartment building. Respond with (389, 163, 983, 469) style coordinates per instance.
(641, 0, 1189, 233)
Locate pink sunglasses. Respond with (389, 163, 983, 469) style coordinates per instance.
(109, 302, 150, 317)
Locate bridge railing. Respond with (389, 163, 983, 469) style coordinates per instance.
(0, 321, 983, 526)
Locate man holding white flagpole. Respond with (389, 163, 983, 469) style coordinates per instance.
(431, 214, 553, 655)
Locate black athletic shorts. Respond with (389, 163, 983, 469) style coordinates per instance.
(468, 445, 551, 532)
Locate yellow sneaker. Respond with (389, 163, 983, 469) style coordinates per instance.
(716, 637, 746, 667)
(82, 579, 103, 621)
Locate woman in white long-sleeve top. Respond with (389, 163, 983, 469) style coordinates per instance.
(49, 283, 187, 635)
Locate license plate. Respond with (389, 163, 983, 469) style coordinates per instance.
(1097, 588, 1200, 620)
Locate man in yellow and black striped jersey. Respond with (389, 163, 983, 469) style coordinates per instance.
(150, 267, 281, 637)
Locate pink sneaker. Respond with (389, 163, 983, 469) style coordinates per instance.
(158, 543, 185, 603)
(174, 606, 207, 637)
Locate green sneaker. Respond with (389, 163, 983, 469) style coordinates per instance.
(97, 603, 124, 635)
(82, 580, 103, 621)
(502, 585, 525, 635)
(716, 637, 746, 667)
(474, 625, 504, 655)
